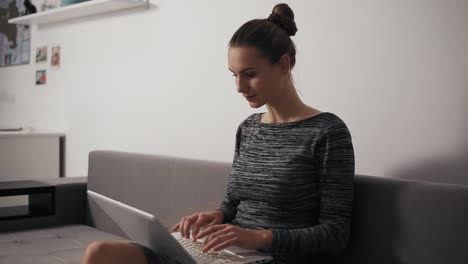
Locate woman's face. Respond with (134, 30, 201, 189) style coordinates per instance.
(228, 46, 286, 108)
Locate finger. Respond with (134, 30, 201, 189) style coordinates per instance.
(203, 226, 232, 245)
(207, 218, 219, 226)
(202, 232, 233, 252)
(201, 233, 236, 253)
(192, 215, 212, 240)
(195, 224, 218, 240)
(195, 224, 226, 240)
(180, 217, 189, 238)
(180, 216, 189, 238)
(179, 218, 185, 238)
(171, 223, 180, 232)
(211, 237, 237, 252)
(182, 215, 197, 239)
(196, 216, 220, 239)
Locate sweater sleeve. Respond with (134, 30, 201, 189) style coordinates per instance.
(267, 121, 355, 254)
(218, 122, 243, 223)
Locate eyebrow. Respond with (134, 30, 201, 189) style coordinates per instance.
(228, 67, 256, 73)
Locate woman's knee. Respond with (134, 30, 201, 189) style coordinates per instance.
(82, 241, 114, 264)
(82, 241, 148, 264)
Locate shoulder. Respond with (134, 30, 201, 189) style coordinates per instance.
(295, 112, 350, 132)
(316, 112, 353, 139)
(319, 112, 349, 128)
(237, 113, 260, 128)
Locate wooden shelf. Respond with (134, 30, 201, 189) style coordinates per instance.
(8, 0, 148, 26)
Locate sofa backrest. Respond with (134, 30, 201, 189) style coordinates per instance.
(86, 150, 468, 264)
(332, 175, 468, 264)
(86, 150, 231, 230)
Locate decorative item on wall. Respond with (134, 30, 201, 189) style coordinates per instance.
(51, 45, 59, 69)
(35, 46, 47, 62)
(36, 69, 46, 85)
(0, 0, 31, 67)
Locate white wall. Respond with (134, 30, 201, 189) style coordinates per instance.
(1, 0, 467, 183)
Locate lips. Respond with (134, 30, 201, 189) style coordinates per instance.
(245, 95, 256, 101)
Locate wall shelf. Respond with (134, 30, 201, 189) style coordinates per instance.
(8, 0, 149, 26)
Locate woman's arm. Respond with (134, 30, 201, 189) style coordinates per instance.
(218, 122, 244, 222)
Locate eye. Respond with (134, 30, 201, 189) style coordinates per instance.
(245, 72, 256, 78)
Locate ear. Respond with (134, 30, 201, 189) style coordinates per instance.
(278, 54, 291, 75)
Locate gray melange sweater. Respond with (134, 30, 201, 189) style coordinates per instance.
(219, 112, 355, 260)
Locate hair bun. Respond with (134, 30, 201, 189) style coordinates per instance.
(268, 3, 298, 36)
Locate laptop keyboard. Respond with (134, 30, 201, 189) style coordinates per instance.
(176, 236, 247, 264)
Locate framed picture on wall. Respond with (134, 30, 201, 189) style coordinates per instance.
(36, 46, 47, 63)
(36, 70, 47, 85)
(0, 2, 32, 67)
(51, 46, 60, 69)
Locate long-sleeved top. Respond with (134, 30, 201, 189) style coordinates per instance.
(219, 112, 355, 262)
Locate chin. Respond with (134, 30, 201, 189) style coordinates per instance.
(247, 101, 264, 109)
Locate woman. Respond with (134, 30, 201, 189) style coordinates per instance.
(82, 3, 354, 264)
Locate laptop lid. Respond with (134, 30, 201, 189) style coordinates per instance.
(87, 190, 197, 263)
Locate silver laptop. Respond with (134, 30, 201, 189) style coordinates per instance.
(87, 190, 273, 264)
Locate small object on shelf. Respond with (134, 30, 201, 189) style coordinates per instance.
(31, 0, 61, 12)
(24, 0, 38, 15)
(8, 0, 149, 26)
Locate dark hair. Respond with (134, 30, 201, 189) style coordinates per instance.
(229, 3, 298, 69)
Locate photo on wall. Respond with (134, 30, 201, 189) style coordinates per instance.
(36, 70, 46, 85)
(51, 46, 60, 69)
(36, 46, 47, 63)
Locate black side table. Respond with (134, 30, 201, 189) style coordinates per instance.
(0, 180, 55, 220)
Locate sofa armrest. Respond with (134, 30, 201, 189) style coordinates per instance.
(0, 177, 88, 233)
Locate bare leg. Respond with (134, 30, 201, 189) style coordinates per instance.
(81, 241, 149, 264)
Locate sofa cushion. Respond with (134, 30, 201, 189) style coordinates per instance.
(0, 225, 125, 264)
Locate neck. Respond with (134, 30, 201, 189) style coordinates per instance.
(264, 80, 318, 123)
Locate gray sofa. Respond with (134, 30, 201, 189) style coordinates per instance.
(1, 150, 467, 264)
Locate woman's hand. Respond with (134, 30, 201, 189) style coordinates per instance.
(171, 211, 224, 240)
(194, 224, 272, 253)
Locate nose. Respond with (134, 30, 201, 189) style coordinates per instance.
(236, 76, 249, 94)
